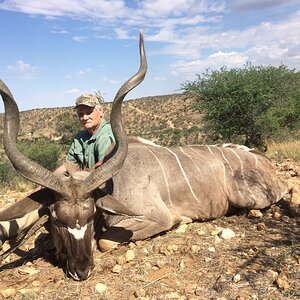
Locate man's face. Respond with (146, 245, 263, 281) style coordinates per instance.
(76, 105, 104, 133)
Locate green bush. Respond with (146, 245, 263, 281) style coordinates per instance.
(0, 139, 61, 190)
(0, 160, 16, 185)
(18, 139, 61, 171)
(56, 111, 81, 144)
(182, 64, 300, 149)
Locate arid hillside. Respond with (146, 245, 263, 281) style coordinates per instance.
(0, 94, 203, 146)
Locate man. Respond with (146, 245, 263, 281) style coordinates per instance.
(0, 94, 115, 247)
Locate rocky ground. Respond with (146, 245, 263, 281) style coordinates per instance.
(0, 161, 299, 300)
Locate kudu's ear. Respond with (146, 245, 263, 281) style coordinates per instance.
(96, 195, 142, 217)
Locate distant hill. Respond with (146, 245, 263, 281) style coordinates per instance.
(0, 94, 204, 146)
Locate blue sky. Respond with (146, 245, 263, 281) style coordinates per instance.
(0, 0, 299, 111)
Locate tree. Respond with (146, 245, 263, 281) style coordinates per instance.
(18, 139, 61, 171)
(182, 64, 300, 149)
(56, 111, 82, 144)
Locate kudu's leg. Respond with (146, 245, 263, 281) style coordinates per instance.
(98, 210, 180, 252)
(0, 188, 55, 243)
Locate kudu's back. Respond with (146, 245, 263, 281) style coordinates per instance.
(111, 142, 287, 223)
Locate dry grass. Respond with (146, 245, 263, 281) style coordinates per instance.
(267, 140, 300, 162)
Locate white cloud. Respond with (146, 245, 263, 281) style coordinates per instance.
(139, 0, 226, 18)
(171, 51, 248, 78)
(230, 0, 299, 11)
(51, 29, 68, 34)
(72, 35, 89, 42)
(5, 60, 40, 79)
(0, 0, 128, 18)
(1, 0, 299, 82)
(115, 28, 130, 39)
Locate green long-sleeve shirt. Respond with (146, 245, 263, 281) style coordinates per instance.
(66, 118, 115, 169)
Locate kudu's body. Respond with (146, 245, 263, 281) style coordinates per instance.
(0, 32, 287, 281)
(97, 142, 286, 244)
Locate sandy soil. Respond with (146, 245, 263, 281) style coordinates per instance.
(0, 161, 299, 300)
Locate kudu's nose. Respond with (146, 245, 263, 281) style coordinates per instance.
(69, 266, 91, 281)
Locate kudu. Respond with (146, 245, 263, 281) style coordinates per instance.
(0, 32, 287, 281)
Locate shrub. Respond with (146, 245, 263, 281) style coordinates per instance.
(56, 111, 81, 144)
(18, 139, 61, 171)
(0, 139, 61, 190)
(182, 64, 300, 149)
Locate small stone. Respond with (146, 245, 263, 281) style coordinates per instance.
(211, 226, 224, 236)
(112, 264, 122, 273)
(233, 273, 241, 283)
(0, 288, 17, 298)
(248, 210, 263, 218)
(214, 235, 222, 244)
(197, 229, 205, 235)
(125, 249, 135, 262)
(95, 283, 108, 294)
(18, 266, 40, 276)
(167, 244, 178, 252)
(273, 212, 282, 219)
(247, 249, 256, 255)
(191, 245, 201, 253)
(159, 246, 172, 256)
(176, 224, 188, 233)
(117, 255, 127, 265)
(165, 291, 181, 299)
(256, 223, 266, 231)
(276, 272, 290, 289)
(19, 287, 39, 295)
(142, 248, 149, 255)
(208, 247, 216, 252)
(195, 287, 203, 296)
(266, 269, 278, 281)
(134, 287, 146, 297)
(156, 259, 166, 268)
(129, 242, 136, 249)
(179, 260, 185, 269)
(219, 228, 236, 240)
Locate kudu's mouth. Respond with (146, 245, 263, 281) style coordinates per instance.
(68, 263, 93, 281)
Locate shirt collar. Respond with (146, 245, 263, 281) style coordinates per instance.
(89, 118, 107, 141)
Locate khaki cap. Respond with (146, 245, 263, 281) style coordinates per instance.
(75, 94, 101, 108)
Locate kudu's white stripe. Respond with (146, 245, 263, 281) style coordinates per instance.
(215, 146, 243, 198)
(227, 148, 257, 202)
(137, 137, 161, 147)
(188, 146, 219, 187)
(143, 146, 172, 207)
(68, 224, 87, 240)
(206, 145, 214, 155)
(165, 147, 201, 203)
(179, 147, 201, 174)
(248, 150, 259, 168)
